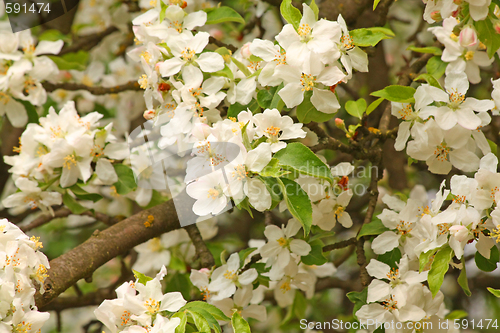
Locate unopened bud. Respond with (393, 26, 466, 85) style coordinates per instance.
(210, 28, 224, 41)
(430, 10, 442, 22)
(240, 42, 252, 59)
(449, 225, 469, 242)
(495, 21, 500, 34)
(158, 82, 171, 92)
(459, 26, 478, 47)
(143, 109, 156, 120)
(335, 118, 346, 131)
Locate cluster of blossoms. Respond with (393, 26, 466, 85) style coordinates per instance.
(2, 101, 129, 215)
(0, 29, 62, 127)
(393, 71, 494, 174)
(355, 152, 500, 325)
(94, 266, 187, 333)
(0, 219, 50, 333)
(422, 0, 492, 24)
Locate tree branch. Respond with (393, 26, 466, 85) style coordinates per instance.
(58, 26, 120, 56)
(42, 80, 141, 95)
(185, 224, 215, 268)
(35, 200, 181, 309)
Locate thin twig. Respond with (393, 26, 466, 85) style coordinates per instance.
(185, 224, 215, 268)
(42, 80, 141, 95)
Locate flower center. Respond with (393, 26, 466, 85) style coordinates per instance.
(396, 220, 412, 235)
(181, 48, 196, 61)
(120, 310, 131, 326)
(170, 20, 183, 33)
(334, 206, 344, 217)
(398, 104, 413, 120)
(438, 223, 452, 235)
(144, 298, 160, 314)
(273, 49, 286, 65)
(207, 188, 221, 200)
(266, 126, 281, 141)
(381, 297, 398, 310)
(23, 197, 37, 210)
(14, 321, 32, 333)
(141, 51, 152, 63)
(139, 74, 148, 89)
(232, 165, 247, 181)
(300, 73, 316, 91)
(464, 50, 474, 61)
(224, 270, 237, 280)
(434, 143, 450, 162)
(190, 87, 202, 97)
(63, 154, 77, 169)
(448, 88, 465, 108)
(298, 23, 312, 39)
(341, 34, 354, 50)
(277, 237, 289, 247)
(148, 238, 163, 252)
(280, 280, 291, 293)
(36, 264, 48, 282)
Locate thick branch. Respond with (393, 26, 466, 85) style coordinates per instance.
(59, 26, 120, 55)
(185, 224, 215, 268)
(35, 200, 181, 309)
(323, 237, 357, 252)
(42, 81, 141, 95)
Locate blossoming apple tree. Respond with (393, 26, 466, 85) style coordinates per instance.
(2, 0, 500, 331)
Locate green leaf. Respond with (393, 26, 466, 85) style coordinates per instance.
(227, 99, 260, 118)
(38, 29, 71, 42)
(133, 270, 153, 285)
(257, 87, 275, 109)
(475, 245, 499, 272)
(426, 56, 447, 79)
(173, 312, 188, 333)
(270, 83, 285, 110)
(366, 97, 384, 115)
(187, 310, 211, 333)
(445, 310, 468, 320)
(377, 247, 402, 269)
(371, 85, 416, 103)
(204, 6, 245, 25)
(278, 178, 313, 236)
(309, 0, 319, 20)
(260, 176, 284, 209)
(212, 64, 234, 81)
(457, 257, 471, 297)
(414, 73, 443, 89)
(182, 301, 231, 322)
(487, 287, 500, 297)
(273, 142, 334, 184)
(231, 312, 251, 333)
(407, 45, 442, 55)
(345, 98, 367, 119)
(17, 99, 39, 124)
(281, 289, 307, 325)
(112, 164, 137, 195)
(235, 197, 254, 217)
(259, 158, 290, 178)
(239, 247, 257, 266)
(159, 0, 168, 22)
(48, 50, 89, 71)
(475, 18, 500, 59)
(428, 246, 453, 297)
(419, 248, 438, 272)
(351, 27, 394, 47)
(69, 184, 103, 202)
(357, 219, 389, 239)
(62, 192, 88, 214)
(165, 273, 191, 300)
(231, 57, 251, 77)
(296, 91, 336, 123)
(280, 0, 302, 30)
(373, 0, 381, 9)
(347, 288, 367, 319)
(301, 239, 327, 265)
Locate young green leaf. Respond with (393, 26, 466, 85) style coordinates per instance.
(475, 245, 499, 272)
(371, 85, 416, 103)
(357, 219, 389, 239)
(345, 98, 367, 119)
(205, 6, 245, 25)
(280, 0, 302, 30)
(231, 312, 251, 333)
(428, 246, 453, 297)
(296, 91, 336, 123)
(278, 178, 313, 236)
(426, 56, 447, 79)
(366, 97, 384, 115)
(273, 142, 334, 184)
(112, 164, 137, 195)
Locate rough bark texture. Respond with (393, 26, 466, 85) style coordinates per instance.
(35, 200, 181, 308)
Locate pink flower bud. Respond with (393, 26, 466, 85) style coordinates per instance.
(459, 26, 478, 47)
(192, 123, 211, 140)
(143, 109, 156, 120)
(430, 10, 442, 22)
(240, 42, 252, 59)
(449, 225, 469, 242)
(495, 21, 500, 34)
(210, 28, 224, 41)
(335, 118, 345, 127)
